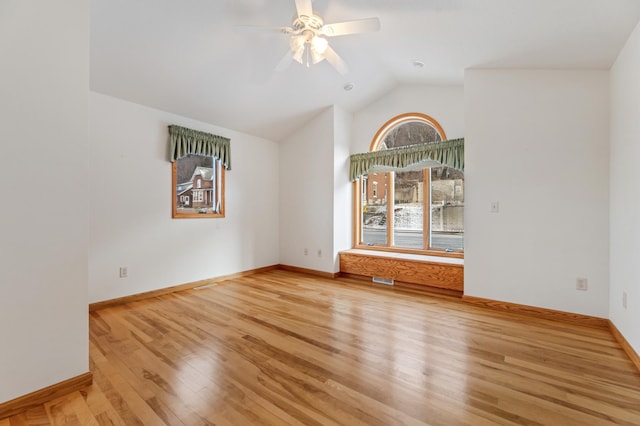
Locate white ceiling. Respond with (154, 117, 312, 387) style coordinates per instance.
(90, 0, 640, 141)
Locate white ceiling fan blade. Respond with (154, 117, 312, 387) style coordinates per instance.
(321, 18, 380, 37)
(235, 25, 294, 35)
(294, 0, 313, 18)
(323, 45, 349, 75)
(275, 49, 294, 72)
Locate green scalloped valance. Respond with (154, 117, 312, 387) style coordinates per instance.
(169, 125, 231, 170)
(349, 138, 464, 181)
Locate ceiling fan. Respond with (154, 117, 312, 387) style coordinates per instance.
(238, 0, 380, 75)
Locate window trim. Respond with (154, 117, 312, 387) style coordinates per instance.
(353, 112, 463, 258)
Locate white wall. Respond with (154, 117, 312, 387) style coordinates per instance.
(279, 108, 337, 272)
(0, 1, 89, 403)
(89, 92, 279, 303)
(333, 106, 354, 271)
(352, 85, 465, 153)
(465, 70, 610, 318)
(610, 21, 640, 354)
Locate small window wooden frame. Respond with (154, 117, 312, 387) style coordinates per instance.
(172, 154, 225, 219)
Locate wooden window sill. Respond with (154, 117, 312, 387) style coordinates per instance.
(339, 249, 464, 292)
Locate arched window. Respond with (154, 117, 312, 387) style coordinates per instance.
(355, 113, 464, 254)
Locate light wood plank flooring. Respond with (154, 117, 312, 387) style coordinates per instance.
(3, 269, 640, 425)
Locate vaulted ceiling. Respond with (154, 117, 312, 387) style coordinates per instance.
(90, 0, 640, 141)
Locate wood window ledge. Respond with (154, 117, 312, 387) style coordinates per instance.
(339, 249, 464, 293)
(344, 249, 464, 264)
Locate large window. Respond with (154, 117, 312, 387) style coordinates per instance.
(355, 113, 464, 254)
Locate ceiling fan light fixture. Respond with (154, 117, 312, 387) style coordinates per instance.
(291, 36, 305, 64)
(311, 36, 328, 54)
(292, 46, 305, 64)
(310, 47, 325, 64)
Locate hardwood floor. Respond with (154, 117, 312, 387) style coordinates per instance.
(3, 269, 640, 425)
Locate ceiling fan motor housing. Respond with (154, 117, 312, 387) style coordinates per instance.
(293, 13, 324, 34)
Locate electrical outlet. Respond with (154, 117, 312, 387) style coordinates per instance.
(303, 248, 308, 256)
(623, 291, 627, 309)
(119, 267, 128, 278)
(576, 278, 588, 291)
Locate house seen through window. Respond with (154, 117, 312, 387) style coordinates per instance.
(173, 154, 224, 218)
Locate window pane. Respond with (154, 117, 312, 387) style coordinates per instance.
(430, 166, 464, 250)
(173, 154, 224, 218)
(362, 173, 388, 246)
(383, 121, 442, 148)
(393, 170, 423, 249)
